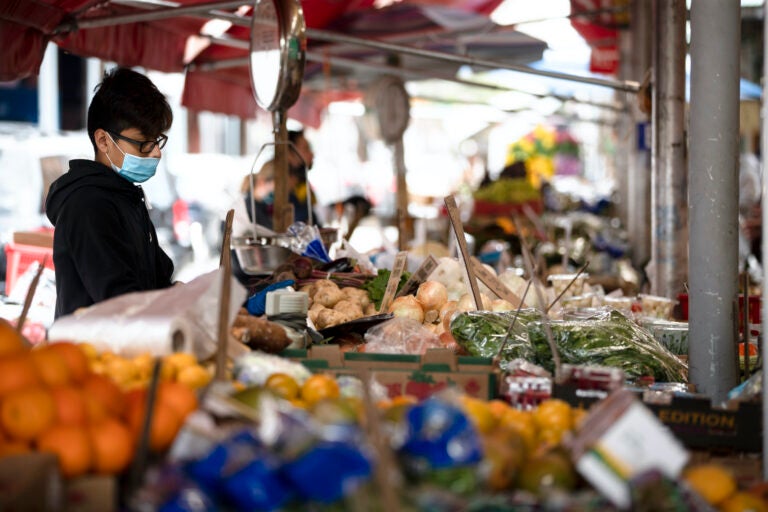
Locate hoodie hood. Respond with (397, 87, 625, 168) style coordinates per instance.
(46, 159, 141, 225)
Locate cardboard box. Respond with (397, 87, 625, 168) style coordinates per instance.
(553, 384, 762, 453)
(0, 452, 63, 511)
(282, 345, 498, 400)
(0, 454, 117, 512)
(570, 390, 689, 509)
(13, 230, 54, 249)
(64, 476, 116, 512)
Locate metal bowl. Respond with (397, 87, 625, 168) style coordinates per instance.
(231, 237, 294, 275)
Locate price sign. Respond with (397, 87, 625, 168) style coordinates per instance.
(444, 195, 482, 310)
(470, 257, 523, 306)
(396, 255, 438, 298)
(379, 251, 408, 314)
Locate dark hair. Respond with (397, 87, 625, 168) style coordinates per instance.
(287, 129, 304, 145)
(87, 67, 173, 152)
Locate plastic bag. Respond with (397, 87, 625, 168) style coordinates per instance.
(728, 371, 761, 401)
(285, 222, 331, 263)
(363, 316, 443, 354)
(526, 309, 688, 382)
(449, 310, 542, 369)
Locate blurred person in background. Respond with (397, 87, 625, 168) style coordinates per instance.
(45, 68, 174, 318)
(232, 160, 276, 234)
(287, 129, 321, 225)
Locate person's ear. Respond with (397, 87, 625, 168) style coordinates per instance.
(94, 129, 111, 154)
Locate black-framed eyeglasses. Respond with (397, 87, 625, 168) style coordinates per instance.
(108, 131, 168, 154)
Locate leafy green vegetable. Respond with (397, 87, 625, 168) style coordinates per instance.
(526, 310, 687, 382)
(449, 310, 542, 368)
(450, 309, 688, 382)
(362, 268, 412, 309)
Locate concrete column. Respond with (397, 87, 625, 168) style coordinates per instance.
(688, 0, 740, 400)
(37, 43, 59, 134)
(650, 0, 687, 298)
(626, 0, 652, 271)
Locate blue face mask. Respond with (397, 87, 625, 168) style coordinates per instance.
(106, 133, 160, 183)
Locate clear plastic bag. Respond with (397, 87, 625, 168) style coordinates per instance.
(285, 221, 331, 263)
(363, 316, 443, 354)
(526, 308, 688, 382)
(448, 310, 542, 369)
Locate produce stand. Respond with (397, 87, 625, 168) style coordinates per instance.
(1, 190, 766, 510)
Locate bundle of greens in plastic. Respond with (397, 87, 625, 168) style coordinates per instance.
(526, 309, 687, 382)
(450, 309, 687, 382)
(449, 310, 542, 369)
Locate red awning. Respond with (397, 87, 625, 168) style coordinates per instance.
(569, 0, 629, 75)
(1, 0, 547, 124)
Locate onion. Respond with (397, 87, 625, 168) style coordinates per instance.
(423, 309, 439, 324)
(439, 300, 458, 331)
(416, 281, 448, 311)
(456, 292, 492, 312)
(442, 311, 459, 332)
(388, 295, 425, 323)
(439, 300, 457, 320)
(491, 299, 515, 312)
(291, 257, 315, 279)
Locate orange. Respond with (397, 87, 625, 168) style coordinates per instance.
(0, 354, 41, 396)
(300, 374, 340, 406)
(389, 395, 419, 408)
(37, 424, 93, 478)
(84, 394, 110, 424)
(571, 407, 588, 430)
(88, 417, 134, 475)
(265, 373, 300, 400)
(488, 399, 512, 422)
(532, 399, 573, 432)
(78, 342, 99, 362)
(176, 365, 212, 389)
(31, 347, 72, 387)
(47, 342, 89, 383)
(0, 318, 27, 357)
(720, 492, 768, 512)
(158, 381, 198, 420)
(104, 357, 138, 389)
(81, 373, 126, 418)
(50, 385, 88, 426)
(0, 440, 31, 457)
(684, 463, 737, 505)
(123, 388, 147, 420)
(459, 396, 497, 434)
(1, 387, 56, 441)
(127, 398, 182, 454)
(500, 408, 536, 453)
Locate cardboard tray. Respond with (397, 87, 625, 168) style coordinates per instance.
(553, 383, 762, 453)
(0, 453, 116, 512)
(282, 345, 498, 400)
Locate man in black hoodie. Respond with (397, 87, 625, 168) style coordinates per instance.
(45, 68, 174, 319)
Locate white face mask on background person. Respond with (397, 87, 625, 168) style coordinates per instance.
(106, 133, 160, 183)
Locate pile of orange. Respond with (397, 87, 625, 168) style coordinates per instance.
(84, 348, 212, 391)
(0, 318, 199, 478)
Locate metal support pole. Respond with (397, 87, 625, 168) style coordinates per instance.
(626, 0, 652, 272)
(272, 110, 292, 232)
(60, 8, 640, 93)
(67, 0, 246, 31)
(650, 0, 687, 299)
(393, 139, 410, 251)
(38, 43, 59, 134)
(688, 0, 740, 401)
